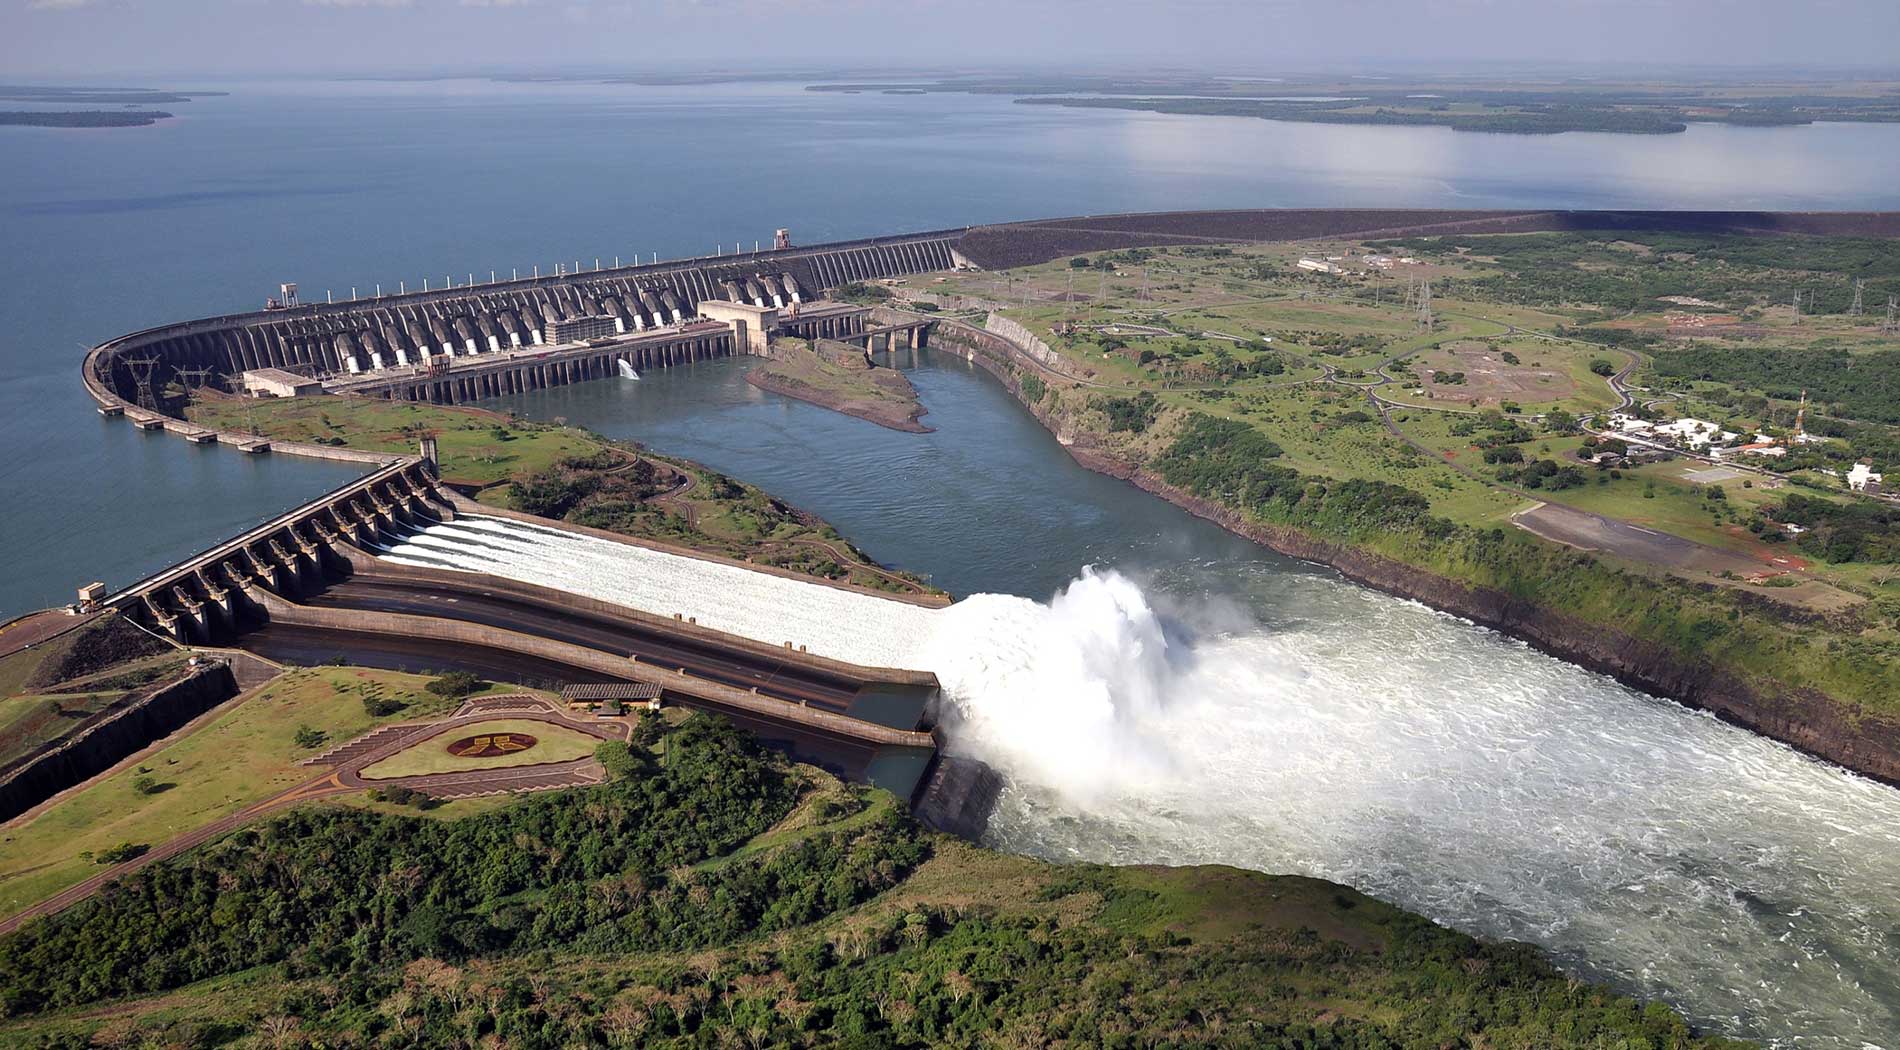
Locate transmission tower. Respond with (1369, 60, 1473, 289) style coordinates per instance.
(1850, 278, 1865, 317)
(1884, 295, 1898, 334)
(174, 367, 214, 405)
(1416, 280, 1434, 328)
(124, 356, 162, 410)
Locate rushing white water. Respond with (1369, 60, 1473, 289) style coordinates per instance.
(381, 515, 941, 669)
(385, 520, 1900, 1048)
(927, 569, 1900, 1050)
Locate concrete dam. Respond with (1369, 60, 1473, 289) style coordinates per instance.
(84, 208, 1900, 429)
(83, 229, 964, 418)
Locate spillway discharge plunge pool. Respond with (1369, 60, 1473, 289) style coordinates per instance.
(382, 520, 1900, 1049)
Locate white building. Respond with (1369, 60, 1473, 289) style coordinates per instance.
(1650, 418, 1737, 449)
(1297, 258, 1344, 275)
(1848, 463, 1885, 494)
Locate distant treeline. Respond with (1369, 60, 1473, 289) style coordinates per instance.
(1013, 97, 1690, 135)
(0, 111, 174, 128)
(1378, 231, 1900, 314)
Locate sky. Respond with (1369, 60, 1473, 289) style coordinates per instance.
(4, 0, 1899, 79)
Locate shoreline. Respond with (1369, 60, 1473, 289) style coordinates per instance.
(745, 363, 934, 434)
(933, 319, 1900, 789)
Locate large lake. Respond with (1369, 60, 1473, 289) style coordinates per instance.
(4, 77, 1900, 614)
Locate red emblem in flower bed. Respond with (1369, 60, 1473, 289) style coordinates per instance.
(446, 733, 538, 758)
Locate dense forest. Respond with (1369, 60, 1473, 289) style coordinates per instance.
(0, 110, 174, 128)
(0, 718, 821, 1013)
(1647, 345, 1900, 425)
(1155, 413, 1441, 539)
(1771, 493, 1900, 564)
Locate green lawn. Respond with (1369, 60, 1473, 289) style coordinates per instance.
(358, 717, 600, 780)
(186, 397, 606, 487)
(0, 667, 507, 922)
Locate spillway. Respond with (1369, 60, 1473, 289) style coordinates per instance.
(380, 515, 941, 670)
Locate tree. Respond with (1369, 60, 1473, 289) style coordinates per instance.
(1590, 359, 1617, 377)
(294, 726, 326, 750)
(426, 672, 483, 699)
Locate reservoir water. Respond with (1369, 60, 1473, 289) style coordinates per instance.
(6, 79, 1900, 1046)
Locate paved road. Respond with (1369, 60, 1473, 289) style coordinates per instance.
(310, 572, 863, 712)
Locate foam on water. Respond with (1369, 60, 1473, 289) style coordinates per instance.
(927, 568, 1900, 1050)
(385, 520, 1900, 1048)
(381, 515, 940, 669)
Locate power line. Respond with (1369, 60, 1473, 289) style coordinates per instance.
(124, 356, 162, 410)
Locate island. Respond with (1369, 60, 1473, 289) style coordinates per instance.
(806, 74, 1900, 135)
(747, 336, 933, 433)
(0, 110, 175, 128)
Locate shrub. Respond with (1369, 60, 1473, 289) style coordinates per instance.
(425, 672, 483, 699)
(362, 696, 405, 717)
(294, 726, 326, 750)
(95, 842, 147, 865)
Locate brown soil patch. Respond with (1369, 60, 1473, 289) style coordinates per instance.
(1416, 343, 1578, 405)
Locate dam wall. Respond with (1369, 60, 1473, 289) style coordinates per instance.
(106, 458, 454, 643)
(83, 230, 963, 416)
(252, 591, 935, 750)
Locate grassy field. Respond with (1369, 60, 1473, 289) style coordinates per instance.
(0, 667, 512, 922)
(186, 396, 599, 487)
(357, 717, 600, 779)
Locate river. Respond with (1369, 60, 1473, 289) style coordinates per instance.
(479, 354, 1900, 1049)
(6, 78, 1900, 1046)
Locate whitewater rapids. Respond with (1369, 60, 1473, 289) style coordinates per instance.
(383, 518, 1900, 1049)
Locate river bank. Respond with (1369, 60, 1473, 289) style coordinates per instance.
(931, 318, 1900, 788)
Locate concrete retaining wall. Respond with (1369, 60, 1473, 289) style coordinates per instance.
(0, 662, 240, 823)
(255, 593, 935, 749)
